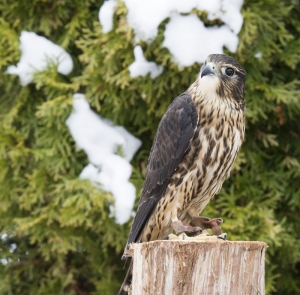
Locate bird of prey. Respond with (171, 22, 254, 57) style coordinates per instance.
(118, 54, 246, 295)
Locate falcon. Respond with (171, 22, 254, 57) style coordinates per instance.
(118, 54, 246, 295)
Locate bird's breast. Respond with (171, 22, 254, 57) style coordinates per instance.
(173, 104, 244, 214)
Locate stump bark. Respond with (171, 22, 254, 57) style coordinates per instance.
(128, 240, 267, 295)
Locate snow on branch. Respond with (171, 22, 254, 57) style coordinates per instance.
(66, 94, 141, 225)
(6, 31, 73, 86)
(98, 0, 244, 68)
(123, 0, 244, 41)
(163, 14, 239, 67)
(98, 0, 118, 33)
(129, 46, 163, 78)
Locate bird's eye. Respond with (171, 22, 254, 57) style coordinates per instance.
(225, 67, 234, 76)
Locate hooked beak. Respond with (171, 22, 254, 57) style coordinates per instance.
(201, 64, 215, 78)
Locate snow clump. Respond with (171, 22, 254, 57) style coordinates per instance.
(98, 0, 118, 33)
(6, 31, 73, 86)
(163, 14, 239, 67)
(98, 0, 244, 67)
(129, 46, 163, 78)
(66, 94, 141, 224)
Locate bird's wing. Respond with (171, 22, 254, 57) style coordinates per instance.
(126, 92, 198, 246)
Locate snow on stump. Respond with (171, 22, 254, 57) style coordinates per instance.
(127, 239, 268, 295)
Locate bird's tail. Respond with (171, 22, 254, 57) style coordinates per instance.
(117, 259, 133, 295)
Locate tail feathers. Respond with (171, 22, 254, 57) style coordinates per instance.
(118, 260, 133, 295)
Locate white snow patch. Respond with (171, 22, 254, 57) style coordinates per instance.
(207, 0, 244, 35)
(99, 0, 118, 33)
(123, 0, 244, 41)
(129, 46, 163, 78)
(255, 52, 262, 59)
(123, 0, 244, 67)
(66, 94, 141, 224)
(123, 0, 194, 41)
(163, 14, 238, 67)
(1, 234, 8, 242)
(9, 243, 17, 253)
(6, 31, 73, 86)
(1, 259, 8, 265)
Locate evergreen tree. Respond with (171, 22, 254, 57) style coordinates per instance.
(0, 0, 299, 294)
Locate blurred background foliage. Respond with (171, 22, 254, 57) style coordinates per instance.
(0, 0, 300, 294)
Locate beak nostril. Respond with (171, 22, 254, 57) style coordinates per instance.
(201, 64, 215, 78)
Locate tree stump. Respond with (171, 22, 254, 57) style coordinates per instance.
(128, 239, 268, 295)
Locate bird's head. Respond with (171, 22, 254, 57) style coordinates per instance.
(198, 54, 246, 104)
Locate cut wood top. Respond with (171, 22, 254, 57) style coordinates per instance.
(126, 240, 268, 257)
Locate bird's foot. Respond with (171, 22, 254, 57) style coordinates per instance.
(171, 220, 202, 236)
(191, 216, 223, 236)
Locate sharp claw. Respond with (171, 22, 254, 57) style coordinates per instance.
(217, 233, 227, 240)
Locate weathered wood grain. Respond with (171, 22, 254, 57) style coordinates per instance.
(130, 240, 267, 295)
